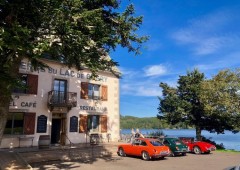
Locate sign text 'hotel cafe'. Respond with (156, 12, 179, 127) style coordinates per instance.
(20, 61, 108, 82)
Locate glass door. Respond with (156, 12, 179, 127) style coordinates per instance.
(53, 79, 67, 104)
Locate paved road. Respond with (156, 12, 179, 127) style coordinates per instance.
(30, 152, 240, 170)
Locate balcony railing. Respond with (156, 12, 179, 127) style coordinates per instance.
(48, 90, 77, 110)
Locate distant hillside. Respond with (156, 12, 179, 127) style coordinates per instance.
(120, 115, 165, 129)
(120, 115, 189, 129)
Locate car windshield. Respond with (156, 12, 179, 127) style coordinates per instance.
(150, 140, 164, 146)
(172, 139, 183, 145)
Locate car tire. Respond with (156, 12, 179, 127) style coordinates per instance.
(118, 147, 126, 157)
(182, 153, 186, 156)
(170, 151, 175, 157)
(159, 157, 165, 160)
(193, 146, 201, 154)
(142, 151, 150, 161)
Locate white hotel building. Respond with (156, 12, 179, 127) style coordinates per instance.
(0, 58, 120, 148)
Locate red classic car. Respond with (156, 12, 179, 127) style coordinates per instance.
(179, 137, 216, 154)
(117, 138, 170, 160)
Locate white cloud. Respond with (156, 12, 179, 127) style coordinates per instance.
(120, 81, 162, 97)
(145, 39, 162, 51)
(144, 64, 168, 77)
(119, 65, 181, 97)
(194, 52, 240, 72)
(172, 9, 240, 56)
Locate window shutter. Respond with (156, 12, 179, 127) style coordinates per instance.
(79, 115, 87, 133)
(100, 115, 108, 133)
(81, 82, 88, 99)
(101, 85, 108, 101)
(24, 112, 36, 135)
(28, 74, 38, 94)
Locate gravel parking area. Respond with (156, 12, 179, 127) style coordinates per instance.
(30, 152, 240, 170)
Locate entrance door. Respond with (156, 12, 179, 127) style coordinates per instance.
(51, 119, 61, 144)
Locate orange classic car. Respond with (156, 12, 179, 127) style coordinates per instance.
(117, 138, 170, 160)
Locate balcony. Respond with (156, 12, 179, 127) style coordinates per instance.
(48, 90, 77, 111)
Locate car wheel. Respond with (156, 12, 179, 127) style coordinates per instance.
(170, 151, 175, 157)
(182, 153, 186, 156)
(142, 151, 150, 161)
(118, 147, 126, 157)
(193, 146, 201, 154)
(159, 157, 165, 160)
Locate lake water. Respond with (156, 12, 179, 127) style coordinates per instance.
(120, 129, 240, 151)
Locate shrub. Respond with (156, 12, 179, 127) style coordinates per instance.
(201, 136, 225, 150)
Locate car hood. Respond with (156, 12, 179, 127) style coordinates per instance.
(195, 141, 215, 147)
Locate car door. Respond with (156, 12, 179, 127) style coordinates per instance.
(123, 139, 141, 156)
(130, 139, 142, 156)
(163, 139, 174, 152)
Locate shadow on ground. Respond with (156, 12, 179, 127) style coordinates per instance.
(19, 144, 119, 170)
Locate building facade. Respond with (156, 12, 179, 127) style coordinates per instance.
(0, 58, 120, 148)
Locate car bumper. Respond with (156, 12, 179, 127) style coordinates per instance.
(207, 147, 216, 152)
(174, 150, 189, 154)
(152, 151, 170, 158)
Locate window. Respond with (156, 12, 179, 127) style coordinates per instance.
(4, 113, 24, 135)
(53, 79, 67, 104)
(79, 114, 107, 133)
(81, 82, 108, 101)
(88, 84, 100, 100)
(150, 140, 164, 146)
(13, 74, 38, 94)
(87, 115, 99, 132)
(13, 75, 27, 94)
(4, 112, 36, 135)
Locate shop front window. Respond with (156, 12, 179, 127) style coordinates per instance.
(4, 112, 24, 135)
(87, 115, 99, 132)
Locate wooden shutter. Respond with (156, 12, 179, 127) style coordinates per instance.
(81, 82, 88, 99)
(101, 85, 108, 101)
(24, 112, 36, 135)
(100, 115, 108, 133)
(28, 74, 38, 94)
(79, 115, 87, 133)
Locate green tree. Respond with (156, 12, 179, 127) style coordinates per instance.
(200, 69, 240, 133)
(158, 69, 205, 140)
(158, 69, 240, 140)
(0, 0, 148, 143)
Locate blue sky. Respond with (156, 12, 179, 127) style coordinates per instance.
(110, 0, 240, 118)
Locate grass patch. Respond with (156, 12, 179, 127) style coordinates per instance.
(216, 149, 240, 153)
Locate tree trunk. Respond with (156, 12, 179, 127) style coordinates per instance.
(196, 126, 202, 141)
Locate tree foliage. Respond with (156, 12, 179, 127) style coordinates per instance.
(0, 0, 148, 143)
(200, 69, 240, 133)
(158, 69, 240, 140)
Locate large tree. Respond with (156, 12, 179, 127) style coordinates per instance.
(0, 0, 148, 143)
(200, 69, 240, 134)
(158, 69, 240, 140)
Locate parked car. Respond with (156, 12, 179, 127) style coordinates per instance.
(224, 165, 240, 170)
(117, 138, 170, 161)
(179, 137, 216, 154)
(158, 137, 189, 156)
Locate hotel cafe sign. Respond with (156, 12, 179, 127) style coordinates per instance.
(20, 61, 108, 82)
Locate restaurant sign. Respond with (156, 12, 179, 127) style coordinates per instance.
(79, 105, 107, 112)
